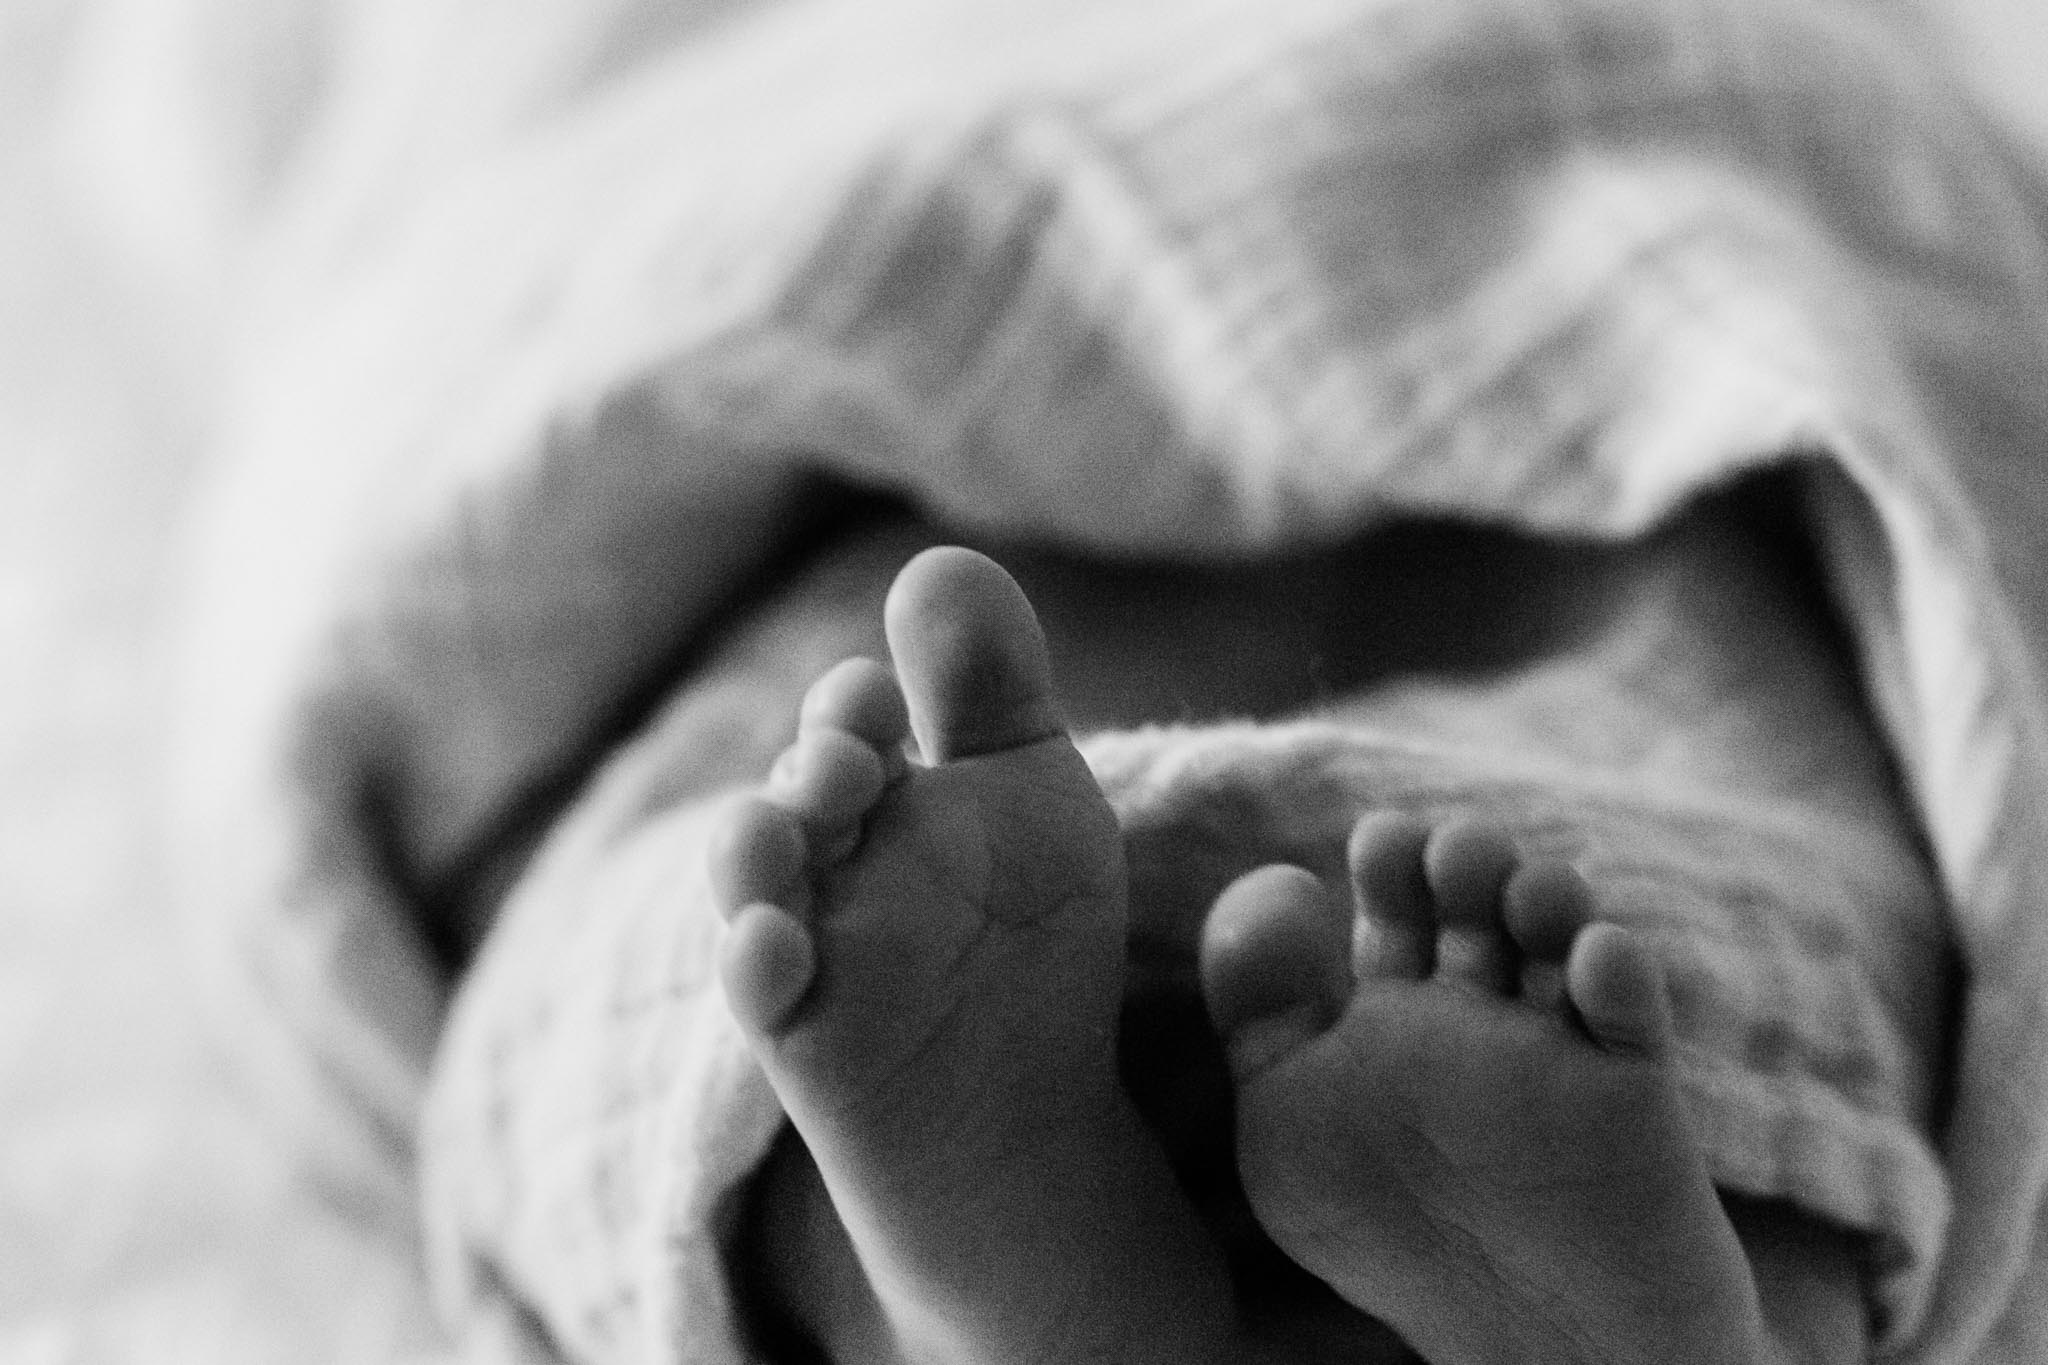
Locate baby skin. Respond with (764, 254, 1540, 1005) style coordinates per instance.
(711, 547, 1773, 1364)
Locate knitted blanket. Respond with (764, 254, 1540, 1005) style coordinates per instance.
(169, 0, 2048, 1359)
(410, 499, 1952, 1361)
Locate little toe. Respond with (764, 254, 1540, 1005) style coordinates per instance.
(1422, 819, 1519, 993)
(722, 901, 818, 1037)
(1502, 858, 1594, 1010)
(882, 547, 1065, 762)
(800, 657, 911, 780)
(709, 797, 812, 921)
(1201, 865, 1351, 1081)
(1346, 812, 1436, 981)
(1566, 922, 1676, 1060)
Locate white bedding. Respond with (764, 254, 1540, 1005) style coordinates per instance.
(0, 5, 443, 1359)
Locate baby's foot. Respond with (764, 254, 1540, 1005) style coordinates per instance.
(712, 547, 1239, 1365)
(1200, 815, 1770, 1365)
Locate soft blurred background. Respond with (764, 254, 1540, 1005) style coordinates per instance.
(0, 2, 446, 1358)
(2, 0, 2046, 1358)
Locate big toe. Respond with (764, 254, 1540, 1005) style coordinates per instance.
(1201, 865, 1351, 1082)
(884, 546, 1065, 762)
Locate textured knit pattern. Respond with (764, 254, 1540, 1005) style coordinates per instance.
(171, 0, 2048, 1360)
(417, 503, 1954, 1361)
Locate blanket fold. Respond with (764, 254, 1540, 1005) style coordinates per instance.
(172, 0, 2048, 1359)
(417, 481, 1955, 1358)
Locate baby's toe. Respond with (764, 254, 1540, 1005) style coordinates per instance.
(722, 901, 818, 1036)
(767, 724, 893, 864)
(799, 656, 911, 779)
(1566, 923, 1676, 1060)
(882, 546, 1065, 763)
(712, 799, 821, 1037)
(1201, 865, 1351, 1082)
(710, 797, 812, 920)
(1503, 859, 1595, 1014)
(1422, 819, 1519, 994)
(1346, 812, 1436, 982)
